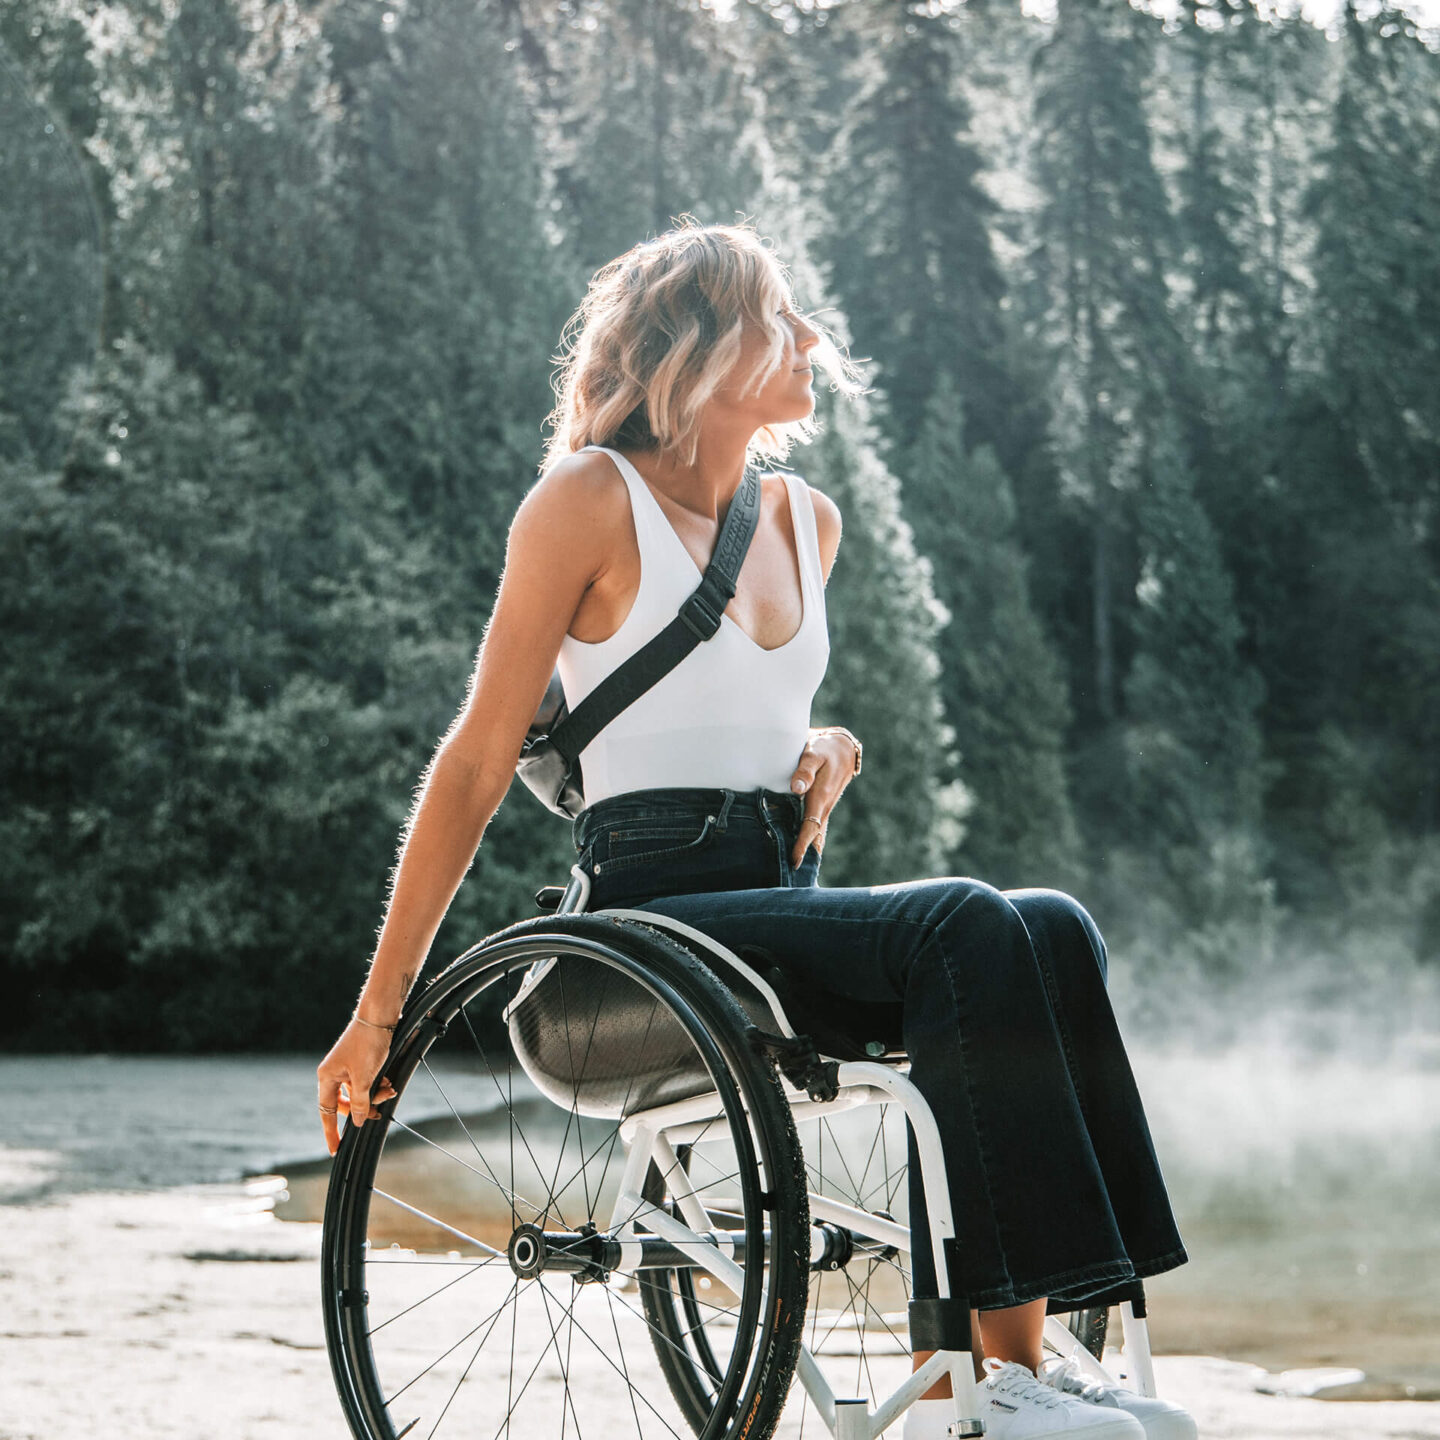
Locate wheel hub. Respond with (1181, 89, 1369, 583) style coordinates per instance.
(507, 1222, 547, 1279)
(506, 1221, 616, 1283)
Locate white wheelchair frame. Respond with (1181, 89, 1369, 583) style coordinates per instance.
(543, 863, 1160, 1440)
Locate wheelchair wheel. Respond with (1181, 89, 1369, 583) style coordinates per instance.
(1055, 1305, 1107, 1360)
(764, 1092, 1111, 1437)
(321, 913, 811, 1440)
(790, 1091, 916, 1434)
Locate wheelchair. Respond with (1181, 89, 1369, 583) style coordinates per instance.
(321, 863, 1161, 1440)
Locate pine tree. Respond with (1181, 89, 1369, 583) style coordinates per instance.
(549, 0, 762, 272)
(0, 3, 104, 467)
(815, 0, 1024, 472)
(1304, 1, 1440, 554)
(309, 0, 573, 581)
(741, 171, 970, 878)
(1121, 413, 1264, 920)
(903, 372, 1080, 889)
(1025, 0, 1194, 733)
(8, 0, 1440, 1047)
(95, 0, 327, 413)
(732, 0, 855, 200)
(1159, 6, 1319, 725)
(1168, 3, 1272, 386)
(803, 387, 970, 885)
(1284, 1, 1440, 840)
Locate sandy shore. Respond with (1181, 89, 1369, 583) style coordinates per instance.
(2, 1172, 1437, 1440)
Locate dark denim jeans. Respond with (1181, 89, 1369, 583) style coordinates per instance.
(572, 785, 1188, 1311)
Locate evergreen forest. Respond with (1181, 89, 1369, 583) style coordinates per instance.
(3, 0, 1438, 1052)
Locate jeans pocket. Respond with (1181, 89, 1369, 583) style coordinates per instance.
(594, 812, 720, 876)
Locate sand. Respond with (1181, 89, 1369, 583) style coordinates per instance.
(2, 1171, 1437, 1440)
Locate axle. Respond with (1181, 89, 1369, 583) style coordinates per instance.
(505, 1218, 896, 1283)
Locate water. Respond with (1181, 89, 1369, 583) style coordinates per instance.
(0, 1053, 345, 1200)
(1122, 1036, 1440, 1396)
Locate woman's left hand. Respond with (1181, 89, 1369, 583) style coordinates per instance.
(787, 727, 861, 868)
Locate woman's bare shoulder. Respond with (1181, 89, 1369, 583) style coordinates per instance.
(508, 450, 631, 579)
(799, 479, 841, 584)
(520, 449, 628, 535)
(443, 452, 630, 780)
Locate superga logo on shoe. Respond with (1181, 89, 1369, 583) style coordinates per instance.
(989, 1399, 1018, 1413)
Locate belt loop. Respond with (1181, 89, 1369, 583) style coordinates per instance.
(714, 790, 735, 833)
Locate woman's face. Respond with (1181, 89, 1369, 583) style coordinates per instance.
(713, 297, 821, 427)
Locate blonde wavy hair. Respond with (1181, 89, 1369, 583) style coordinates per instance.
(540, 216, 866, 476)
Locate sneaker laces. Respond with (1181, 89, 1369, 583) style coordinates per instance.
(1038, 1355, 1115, 1404)
(982, 1358, 1064, 1410)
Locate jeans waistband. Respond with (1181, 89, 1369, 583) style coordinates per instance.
(572, 785, 804, 851)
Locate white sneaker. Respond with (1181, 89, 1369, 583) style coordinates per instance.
(1038, 1356, 1198, 1440)
(902, 1360, 1146, 1439)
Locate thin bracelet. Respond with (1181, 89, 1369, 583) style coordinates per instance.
(814, 726, 862, 777)
(352, 1012, 397, 1034)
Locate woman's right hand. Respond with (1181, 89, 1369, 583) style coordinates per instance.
(317, 1020, 399, 1156)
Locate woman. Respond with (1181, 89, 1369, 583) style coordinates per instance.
(317, 219, 1194, 1440)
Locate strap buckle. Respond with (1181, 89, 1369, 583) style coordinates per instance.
(679, 586, 726, 640)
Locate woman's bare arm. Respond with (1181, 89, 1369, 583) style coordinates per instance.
(353, 460, 613, 1020)
(808, 482, 841, 584)
(317, 452, 622, 1149)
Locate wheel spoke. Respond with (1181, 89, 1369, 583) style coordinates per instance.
(821, 1115, 866, 1209)
(414, 1058, 535, 1225)
(649, 1282, 742, 1319)
(588, 994, 666, 1211)
(490, 1282, 587, 1440)
(602, 1283, 647, 1440)
(539, 964, 598, 1230)
(367, 1255, 506, 1267)
(854, 1114, 887, 1218)
(552, 1278, 585, 1440)
(797, 1104, 916, 1435)
(540, 1289, 689, 1440)
(369, 1255, 504, 1338)
(605, 1121, 733, 1240)
(424, 1276, 526, 1440)
(458, 1000, 569, 1232)
(371, 1188, 507, 1257)
(382, 1278, 519, 1411)
(386, 1112, 545, 1224)
(608, 1279, 740, 1384)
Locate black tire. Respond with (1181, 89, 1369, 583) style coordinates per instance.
(321, 913, 810, 1440)
(1059, 1306, 1109, 1361)
(637, 1144, 811, 1437)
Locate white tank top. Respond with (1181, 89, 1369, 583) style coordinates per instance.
(556, 445, 831, 807)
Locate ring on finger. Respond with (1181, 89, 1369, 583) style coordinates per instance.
(318, 1104, 338, 1115)
(803, 816, 823, 829)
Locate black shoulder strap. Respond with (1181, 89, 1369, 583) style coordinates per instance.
(548, 460, 763, 762)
